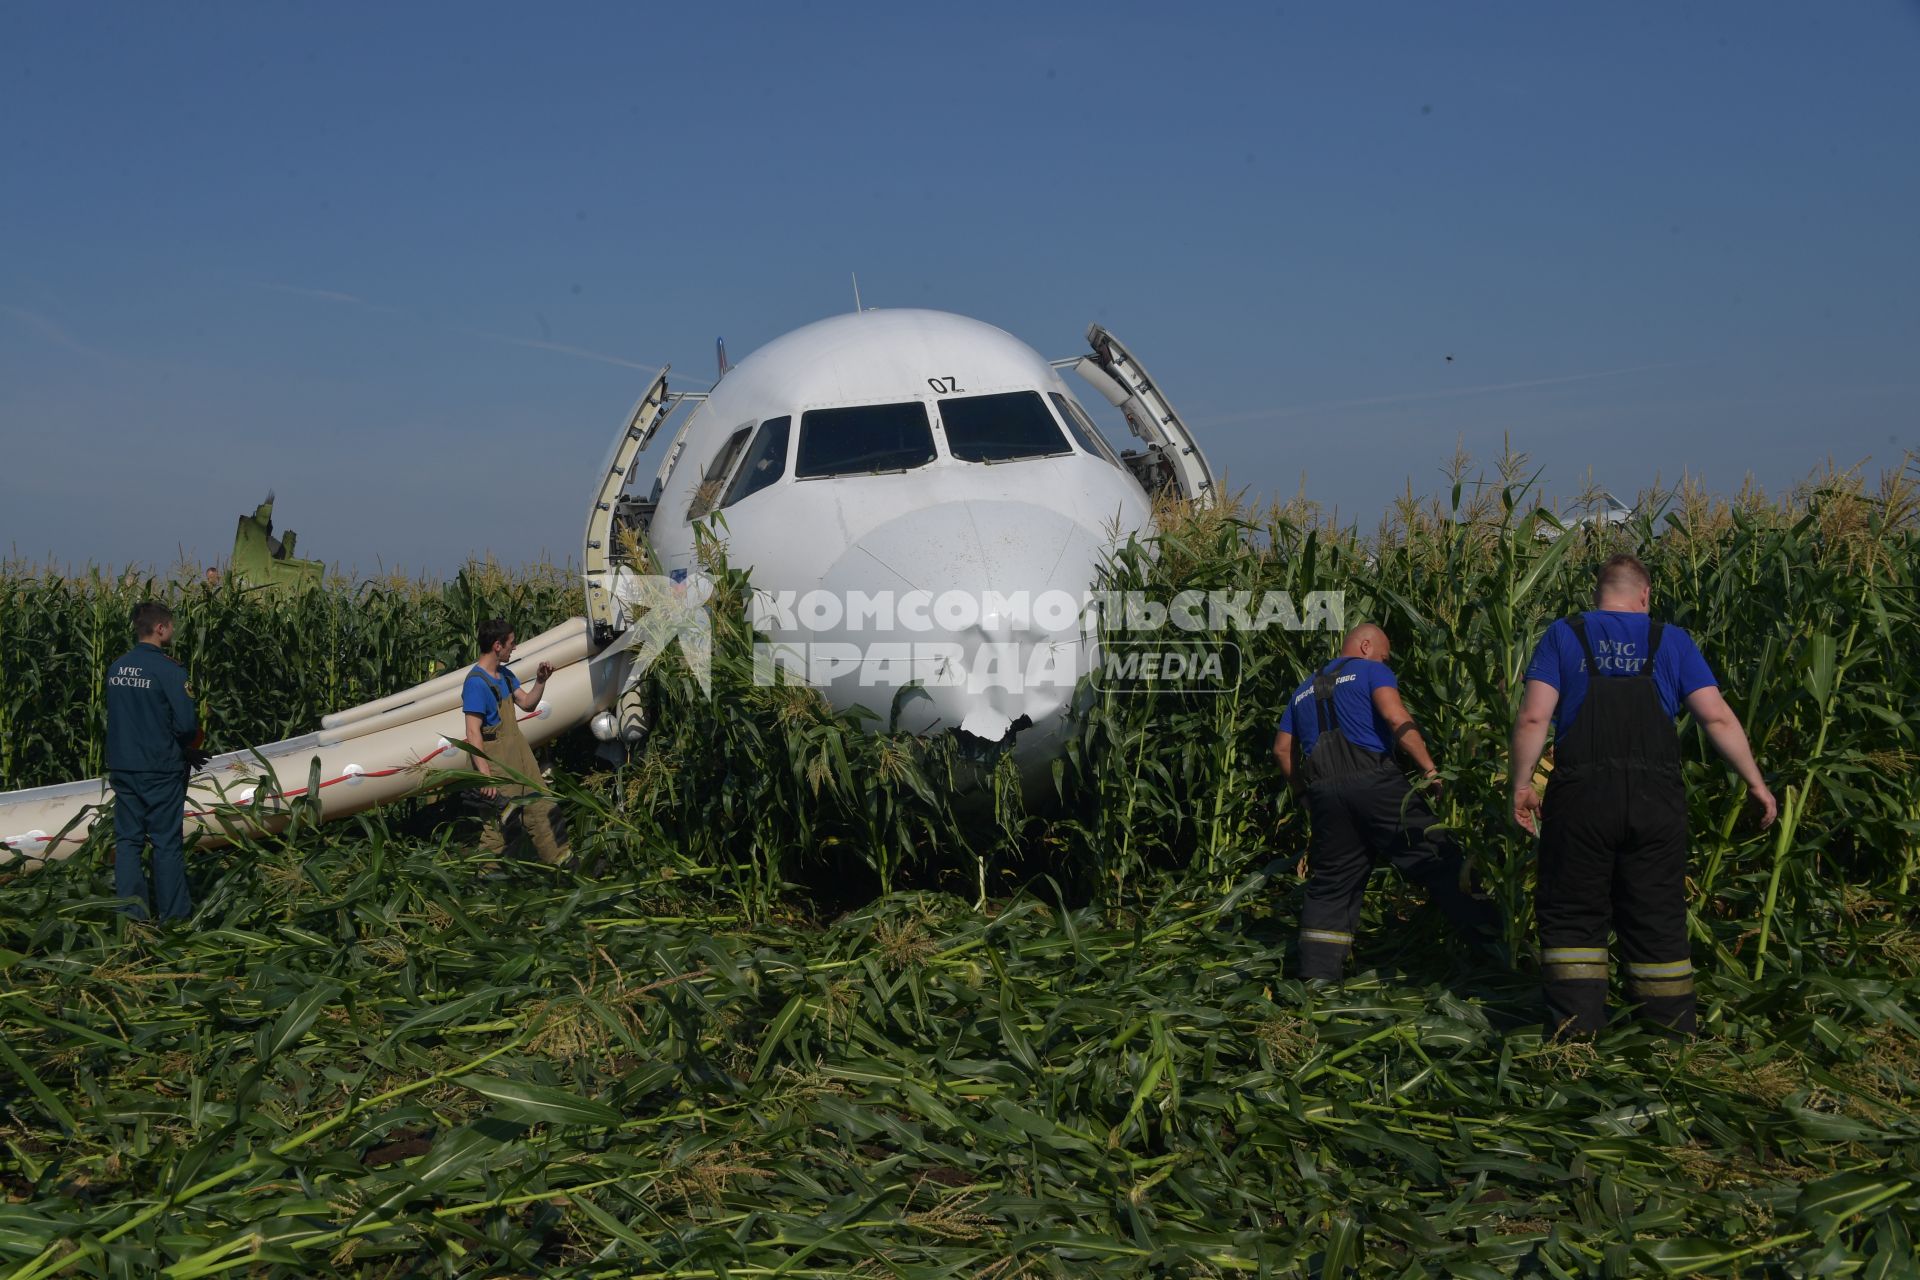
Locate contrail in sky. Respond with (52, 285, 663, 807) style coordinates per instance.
(1195, 361, 1693, 427)
(259, 281, 661, 371)
(260, 282, 366, 304)
(0, 304, 116, 362)
(468, 331, 660, 372)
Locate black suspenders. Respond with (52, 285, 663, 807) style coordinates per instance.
(1312, 656, 1359, 734)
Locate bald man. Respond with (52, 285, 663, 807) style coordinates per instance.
(1274, 624, 1495, 979)
(1513, 553, 1775, 1037)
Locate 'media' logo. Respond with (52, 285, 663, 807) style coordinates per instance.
(1090, 642, 1243, 695)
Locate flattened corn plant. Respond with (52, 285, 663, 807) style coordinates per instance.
(1, 452, 1916, 1277)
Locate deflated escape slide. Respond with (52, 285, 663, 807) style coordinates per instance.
(0, 619, 633, 869)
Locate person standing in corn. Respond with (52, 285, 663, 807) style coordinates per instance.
(1274, 622, 1495, 979)
(1511, 553, 1777, 1037)
(105, 601, 204, 920)
(462, 617, 568, 866)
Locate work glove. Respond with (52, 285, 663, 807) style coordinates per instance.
(184, 746, 213, 772)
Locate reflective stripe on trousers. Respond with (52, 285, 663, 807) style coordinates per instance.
(1541, 947, 1609, 981)
(1625, 959, 1695, 998)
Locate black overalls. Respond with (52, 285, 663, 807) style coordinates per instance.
(1537, 616, 1695, 1035)
(1296, 658, 1491, 979)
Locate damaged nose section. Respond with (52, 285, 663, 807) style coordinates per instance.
(958, 708, 1030, 746)
(811, 498, 1108, 771)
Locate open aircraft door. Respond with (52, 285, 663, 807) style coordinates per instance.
(1066, 325, 1218, 507)
(583, 369, 672, 646)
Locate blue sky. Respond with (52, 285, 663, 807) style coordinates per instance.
(3, 2, 1915, 573)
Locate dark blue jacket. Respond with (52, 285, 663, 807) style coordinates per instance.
(105, 642, 198, 775)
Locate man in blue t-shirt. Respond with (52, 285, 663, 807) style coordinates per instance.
(1511, 553, 1776, 1038)
(1274, 623, 1494, 979)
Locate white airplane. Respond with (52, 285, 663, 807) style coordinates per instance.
(584, 307, 1217, 783)
(2, 307, 1214, 865)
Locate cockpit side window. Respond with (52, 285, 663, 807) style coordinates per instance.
(721, 416, 791, 508)
(795, 402, 936, 478)
(939, 390, 1072, 463)
(687, 425, 754, 520)
(1049, 392, 1125, 469)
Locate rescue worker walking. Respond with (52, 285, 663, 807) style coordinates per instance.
(1274, 623, 1494, 979)
(1511, 554, 1776, 1037)
(462, 617, 569, 866)
(105, 602, 203, 921)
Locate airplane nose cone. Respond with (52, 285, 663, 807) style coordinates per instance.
(807, 499, 1108, 752)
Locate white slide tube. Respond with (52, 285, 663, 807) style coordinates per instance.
(315, 629, 594, 746)
(319, 618, 585, 730)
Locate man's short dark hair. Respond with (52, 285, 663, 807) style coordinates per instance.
(478, 617, 514, 652)
(1596, 553, 1651, 597)
(132, 601, 173, 638)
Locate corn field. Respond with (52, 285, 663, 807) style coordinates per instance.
(2, 454, 1916, 1277)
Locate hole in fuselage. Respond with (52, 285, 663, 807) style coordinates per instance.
(951, 713, 1033, 756)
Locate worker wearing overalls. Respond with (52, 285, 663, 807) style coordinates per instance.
(462, 618, 569, 866)
(1274, 623, 1494, 979)
(105, 601, 205, 921)
(1512, 554, 1776, 1036)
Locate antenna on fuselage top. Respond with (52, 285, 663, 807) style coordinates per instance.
(851, 272, 863, 313)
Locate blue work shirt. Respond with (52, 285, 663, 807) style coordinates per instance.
(105, 642, 199, 774)
(462, 665, 521, 728)
(1278, 657, 1398, 758)
(1524, 611, 1717, 731)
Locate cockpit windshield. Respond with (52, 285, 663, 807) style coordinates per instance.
(938, 391, 1072, 463)
(1049, 392, 1127, 469)
(721, 416, 791, 506)
(795, 402, 937, 478)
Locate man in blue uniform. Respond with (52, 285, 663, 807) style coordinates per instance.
(462, 617, 565, 865)
(1512, 554, 1776, 1036)
(105, 601, 203, 920)
(1274, 623, 1494, 979)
